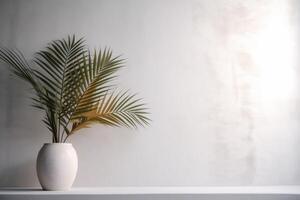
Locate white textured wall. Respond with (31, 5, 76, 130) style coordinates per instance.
(0, 0, 300, 187)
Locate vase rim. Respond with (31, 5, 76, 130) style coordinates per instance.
(43, 143, 72, 145)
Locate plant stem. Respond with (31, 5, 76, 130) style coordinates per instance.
(63, 135, 70, 143)
(57, 115, 60, 143)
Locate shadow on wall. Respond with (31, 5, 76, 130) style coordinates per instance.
(0, 160, 38, 187)
(0, 1, 47, 184)
(0, 64, 43, 187)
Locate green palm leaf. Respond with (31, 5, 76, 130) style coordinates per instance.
(0, 48, 59, 140)
(70, 91, 150, 134)
(66, 49, 124, 118)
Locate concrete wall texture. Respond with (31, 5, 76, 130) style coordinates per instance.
(0, 0, 300, 187)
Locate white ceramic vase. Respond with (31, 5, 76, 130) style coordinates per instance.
(36, 143, 78, 191)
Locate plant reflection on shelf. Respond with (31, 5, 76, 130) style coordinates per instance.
(0, 35, 150, 143)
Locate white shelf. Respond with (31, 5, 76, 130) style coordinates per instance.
(1, 186, 300, 200)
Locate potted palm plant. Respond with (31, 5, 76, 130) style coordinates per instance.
(0, 35, 150, 190)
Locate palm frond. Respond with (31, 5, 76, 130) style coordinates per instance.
(0, 48, 59, 141)
(70, 91, 150, 134)
(0, 35, 150, 143)
(64, 49, 124, 119)
(33, 35, 86, 113)
(33, 35, 86, 141)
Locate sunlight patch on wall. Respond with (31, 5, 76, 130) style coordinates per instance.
(252, 1, 297, 103)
